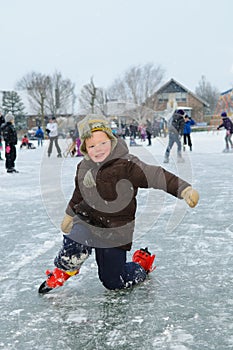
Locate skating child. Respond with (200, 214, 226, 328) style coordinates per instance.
(217, 112, 233, 152)
(39, 115, 199, 294)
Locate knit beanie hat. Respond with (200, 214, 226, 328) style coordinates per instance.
(5, 112, 14, 123)
(175, 109, 185, 116)
(78, 114, 117, 158)
(221, 111, 227, 118)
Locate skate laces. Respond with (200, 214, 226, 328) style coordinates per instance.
(132, 247, 156, 273)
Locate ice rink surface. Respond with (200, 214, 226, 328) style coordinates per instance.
(0, 130, 232, 350)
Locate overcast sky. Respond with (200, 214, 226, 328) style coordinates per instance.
(1, 0, 233, 96)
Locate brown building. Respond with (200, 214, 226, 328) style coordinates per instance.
(146, 78, 209, 122)
(215, 88, 233, 116)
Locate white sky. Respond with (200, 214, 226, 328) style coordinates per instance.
(1, 0, 233, 95)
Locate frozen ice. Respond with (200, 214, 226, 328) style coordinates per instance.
(0, 131, 232, 349)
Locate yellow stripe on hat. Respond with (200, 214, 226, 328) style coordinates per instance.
(91, 126, 112, 133)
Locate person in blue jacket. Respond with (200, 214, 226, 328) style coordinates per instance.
(35, 126, 44, 147)
(183, 115, 195, 151)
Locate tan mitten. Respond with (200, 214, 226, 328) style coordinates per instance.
(61, 214, 73, 233)
(181, 186, 199, 208)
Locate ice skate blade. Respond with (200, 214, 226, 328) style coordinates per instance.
(38, 281, 53, 295)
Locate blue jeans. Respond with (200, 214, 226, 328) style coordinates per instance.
(54, 236, 147, 290)
(95, 247, 147, 290)
(37, 137, 43, 146)
(165, 132, 182, 159)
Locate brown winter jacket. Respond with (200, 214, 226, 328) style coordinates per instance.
(66, 138, 190, 250)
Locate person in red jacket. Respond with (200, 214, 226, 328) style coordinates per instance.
(20, 135, 35, 149)
(39, 115, 199, 294)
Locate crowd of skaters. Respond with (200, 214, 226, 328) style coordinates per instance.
(0, 110, 232, 173)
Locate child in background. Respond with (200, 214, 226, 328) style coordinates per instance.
(217, 111, 233, 152)
(183, 115, 195, 151)
(39, 115, 199, 294)
(20, 135, 35, 149)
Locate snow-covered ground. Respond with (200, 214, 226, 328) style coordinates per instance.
(0, 130, 232, 350)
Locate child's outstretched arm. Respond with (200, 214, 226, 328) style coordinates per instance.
(127, 155, 199, 207)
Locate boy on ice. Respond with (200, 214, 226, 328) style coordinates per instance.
(39, 115, 199, 294)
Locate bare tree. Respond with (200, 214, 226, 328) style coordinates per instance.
(16, 72, 49, 125)
(195, 75, 220, 114)
(107, 63, 165, 105)
(48, 71, 76, 115)
(79, 77, 107, 114)
(16, 71, 76, 127)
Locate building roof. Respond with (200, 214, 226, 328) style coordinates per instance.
(221, 88, 233, 96)
(156, 78, 209, 107)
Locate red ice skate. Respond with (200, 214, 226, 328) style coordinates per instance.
(38, 267, 79, 294)
(132, 247, 156, 273)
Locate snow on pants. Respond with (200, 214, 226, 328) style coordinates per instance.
(54, 236, 147, 290)
(54, 235, 92, 272)
(95, 247, 147, 290)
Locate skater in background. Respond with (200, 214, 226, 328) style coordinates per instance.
(0, 134, 3, 160)
(183, 115, 195, 151)
(146, 119, 152, 146)
(129, 121, 137, 139)
(1, 112, 19, 173)
(35, 126, 44, 147)
(46, 116, 62, 157)
(69, 128, 77, 156)
(138, 124, 146, 142)
(217, 112, 233, 152)
(164, 109, 185, 163)
(39, 114, 199, 294)
(20, 135, 35, 149)
(0, 112, 5, 160)
(159, 117, 167, 137)
(73, 124, 82, 157)
(76, 135, 82, 157)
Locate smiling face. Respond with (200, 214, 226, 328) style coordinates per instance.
(85, 131, 112, 163)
